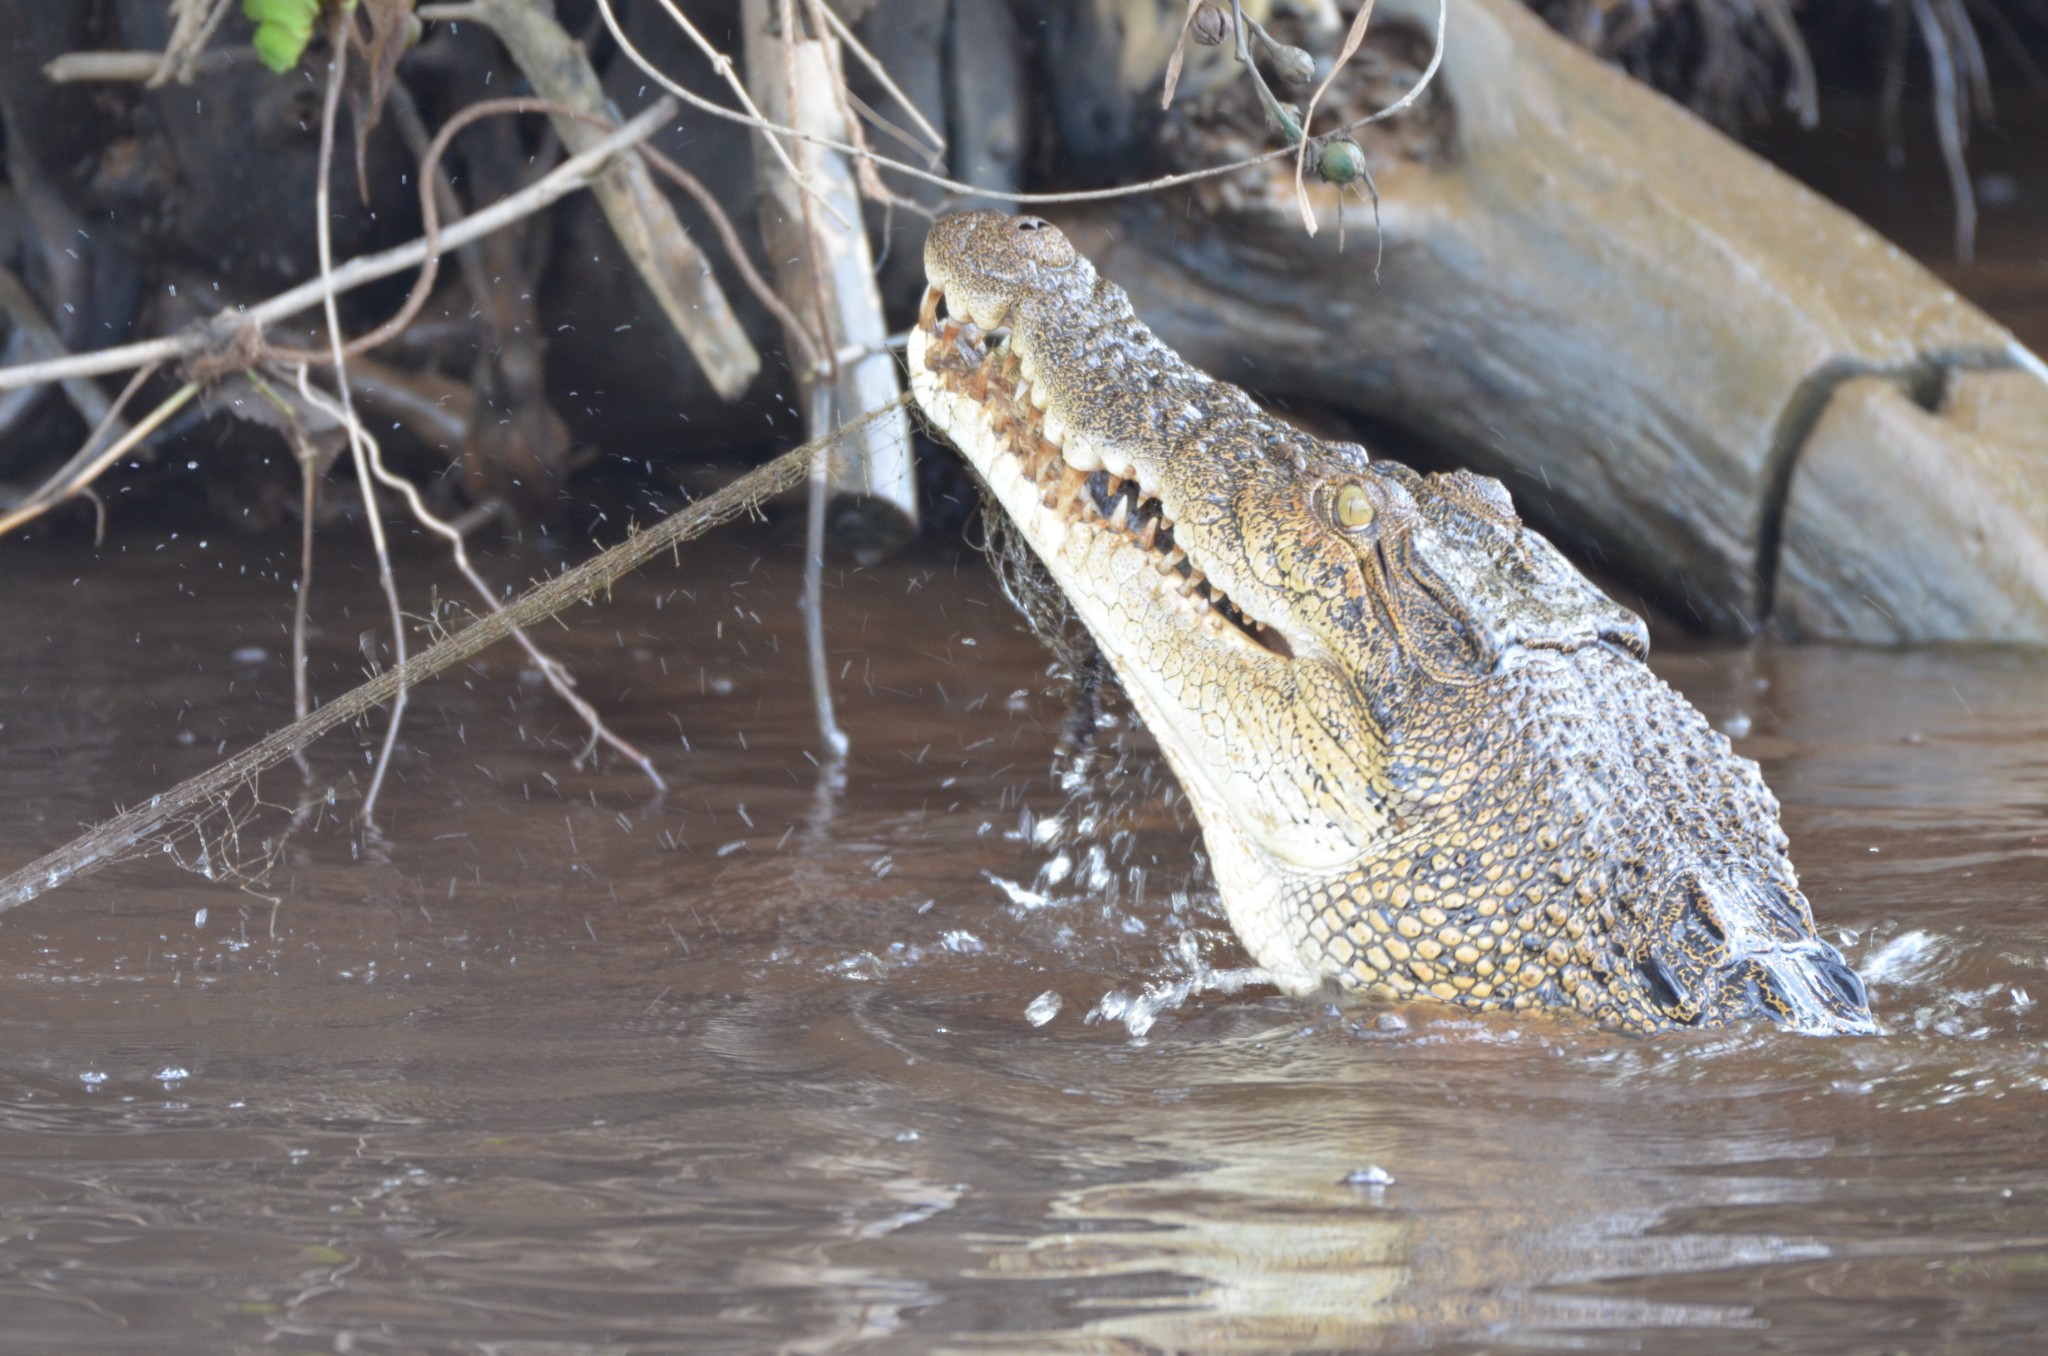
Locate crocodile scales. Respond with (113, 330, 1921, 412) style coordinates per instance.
(909, 210, 1875, 1035)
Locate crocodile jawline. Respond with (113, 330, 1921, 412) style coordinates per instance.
(915, 285, 1294, 660)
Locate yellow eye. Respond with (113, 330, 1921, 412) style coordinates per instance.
(1336, 484, 1375, 529)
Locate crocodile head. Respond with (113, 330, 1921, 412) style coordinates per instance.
(911, 210, 1876, 1035)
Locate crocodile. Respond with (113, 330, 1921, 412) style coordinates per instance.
(909, 210, 1877, 1035)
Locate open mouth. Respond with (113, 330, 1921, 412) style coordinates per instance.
(916, 285, 1292, 659)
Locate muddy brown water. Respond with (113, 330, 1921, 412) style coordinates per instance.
(2, 529, 2044, 1355)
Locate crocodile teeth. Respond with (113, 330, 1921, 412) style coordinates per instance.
(915, 297, 1294, 663)
(1102, 475, 1127, 527)
(1053, 463, 1088, 513)
(1041, 405, 1068, 446)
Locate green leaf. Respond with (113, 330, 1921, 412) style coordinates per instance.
(243, 0, 324, 73)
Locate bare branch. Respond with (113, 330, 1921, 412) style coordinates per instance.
(591, 0, 1450, 212)
(0, 400, 906, 914)
(311, 19, 408, 823)
(43, 47, 251, 82)
(0, 99, 678, 395)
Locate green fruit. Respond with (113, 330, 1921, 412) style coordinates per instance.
(1317, 137, 1367, 186)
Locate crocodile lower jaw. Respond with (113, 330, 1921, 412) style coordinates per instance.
(910, 286, 1293, 660)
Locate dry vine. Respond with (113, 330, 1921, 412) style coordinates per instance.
(0, 399, 905, 915)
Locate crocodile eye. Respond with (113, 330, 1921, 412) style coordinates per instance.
(1335, 484, 1375, 530)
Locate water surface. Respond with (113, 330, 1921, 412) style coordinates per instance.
(2, 533, 2044, 1353)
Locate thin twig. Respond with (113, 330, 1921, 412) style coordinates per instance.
(839, 85, 943, 167)
(312, 18, 407, 824)
(636, 142, 823, 374)
(1941, 0, 1995, 120)
(358, 77, 499, 351)
(0, 263, 133, 441)
(1753, 0, 1818, 129)
(805, 0, 925, 213)
(228, 372, 331, 771)
(640, 0, 851, 228)
(0, 358, 157, 538)
(1292, 0, 1376, 235)
(0, 100, 677, 394)
(770, 0, 852, 758)
(808, 0, 946, 162)
(264, 94, 577, 364)
(151, 0, 239, 86)
(288, 369, 667, 788)
(1162, 1, 1204, 112)
(1914, 0, 1977, 263)
(0, 400, 902, 914)
(276, 90, 822, 378)
(804, 387, 848, 759)
(1297, 0, 1444, 237)
(43, 47, 252, 83)
(0, 377, 196, 538)
(592, 0, 1448, 210)
(1231, 0, 1303, 144)
(286, 426, 319, 733)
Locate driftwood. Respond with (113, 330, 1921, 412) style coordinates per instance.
(740, 0, 917, 559)
(1, 0, 2044, 650)
(456, 0, 760, 400)
(1048, 0, 2048, 643)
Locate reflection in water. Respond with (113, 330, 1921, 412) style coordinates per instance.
(0, 538, 2045, 1352)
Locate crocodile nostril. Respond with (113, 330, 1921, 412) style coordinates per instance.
(1811, 956, 1868, 1012)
